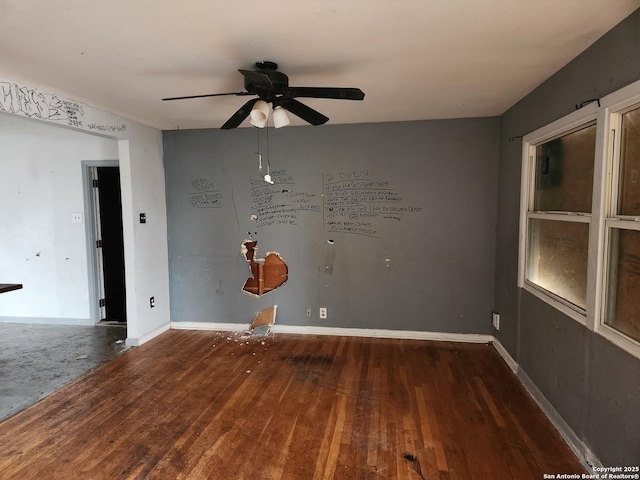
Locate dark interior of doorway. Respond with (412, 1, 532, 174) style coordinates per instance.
(97, 167, 127, 323)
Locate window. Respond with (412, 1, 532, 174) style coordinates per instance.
(520, 107, 597, 321)
(518, 79, 640, 358)
(603, 104, 640, 345)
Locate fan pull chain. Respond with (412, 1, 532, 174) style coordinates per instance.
(255, 126, 262, 171)
(266, 122, 270, 172)
(263, 124, 274, 184)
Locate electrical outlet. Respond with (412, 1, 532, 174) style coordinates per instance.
(150, 296, 155, 308)
(319, 307, 327, 319)
(492, 312, 500, 330)
(306, 308, 312, 318)
(71, 212, 83, 224)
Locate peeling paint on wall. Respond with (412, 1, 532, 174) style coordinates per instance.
(241, 241, 288, 297)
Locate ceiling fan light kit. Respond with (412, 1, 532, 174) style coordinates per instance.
(249, 100, 270, 128)
(272, 106, 290, 129)
(162, 61, 365, 129)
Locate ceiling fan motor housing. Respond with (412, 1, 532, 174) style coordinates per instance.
(244, 62, 289, 96)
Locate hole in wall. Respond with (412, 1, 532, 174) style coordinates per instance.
(241, 240, 288, 297)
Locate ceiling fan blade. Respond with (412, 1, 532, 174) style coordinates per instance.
(238, 69, 274, 90)
(278, 98, 329, 126)
(162, 92, 252, 101)
(221, 98, 260, 129)
(285, 87, 365, 101)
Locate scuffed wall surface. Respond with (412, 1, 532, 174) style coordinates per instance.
(164, 118, 500, 334)
(0, 113, 118, 323)
(0, 77, 170, 344)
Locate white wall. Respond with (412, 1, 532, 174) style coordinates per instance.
(0, 77, 171, 345)
(0, 113, 118, 323)
(117, 130, 171, 342)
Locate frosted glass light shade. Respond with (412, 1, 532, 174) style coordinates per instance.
(250, 100, 270, 128)
(272, 106, 290, 128)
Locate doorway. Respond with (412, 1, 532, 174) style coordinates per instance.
(86, 164, 127, 324)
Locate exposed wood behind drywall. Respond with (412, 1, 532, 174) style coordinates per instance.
(0, 331, 585, 479)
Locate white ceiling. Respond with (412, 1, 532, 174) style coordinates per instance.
(1, 0, 638, 130)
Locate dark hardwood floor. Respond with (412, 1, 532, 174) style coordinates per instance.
(0, 330, 586, 479)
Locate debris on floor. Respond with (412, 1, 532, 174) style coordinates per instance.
(249, 305, 277, 336)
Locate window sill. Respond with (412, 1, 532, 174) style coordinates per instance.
(596, 324, 640, 360)
(522, 282, 587, 326)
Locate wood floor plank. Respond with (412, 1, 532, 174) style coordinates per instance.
(0, 331, 587, 479)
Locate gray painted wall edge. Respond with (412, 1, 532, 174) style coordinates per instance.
(494, 8, 640, 467)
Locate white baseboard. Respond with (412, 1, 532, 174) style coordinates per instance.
(169, 321, 493, 344)
(490, 339, 599, 470)
(272, 324, 494, 343)
(492, 339, 519, 373)
(517, 368, 601, 472)
(171, 321, 250, 332)
(126, 322, 171, 346)
(0, 316, 93, 326)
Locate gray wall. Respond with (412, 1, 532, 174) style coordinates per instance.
(164, 118, 500, 334)
(495, 9, 640, 466)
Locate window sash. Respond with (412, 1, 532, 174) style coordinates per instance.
(615, 106, 640, 217)
(525, 216, 590, 312)
(602, 224, 640, 347)
(599, 104, 640, 347)
(532, 123, 597, 214)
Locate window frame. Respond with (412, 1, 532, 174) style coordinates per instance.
(593, 81, 640, 357)
(518, 79, 640, 360)
(518, 103, 598, 326)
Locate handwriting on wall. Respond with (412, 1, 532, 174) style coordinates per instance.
(0, 80, 127, 133)
(188, 178, 223, 208)
(250, 168, 321, 228)
(324, 170, 422, 238)
(87, 123, 127, 133)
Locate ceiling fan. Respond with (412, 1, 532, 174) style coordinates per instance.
(162, 61, 365, 129)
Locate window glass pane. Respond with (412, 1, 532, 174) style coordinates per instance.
(526, 218, 589, 309)
(605, 228, 640, 343)
(618, 106, 640, 216)
(534, 124, 596, 213)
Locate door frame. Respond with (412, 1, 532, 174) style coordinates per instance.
(82, 159, 121, 324)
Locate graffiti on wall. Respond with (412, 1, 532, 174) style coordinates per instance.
(0, 80, 127, 133)
(1, 81, 78, 123)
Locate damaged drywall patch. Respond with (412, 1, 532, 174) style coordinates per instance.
(241, 240, 288, 297)
(250, 305, 277, 336)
